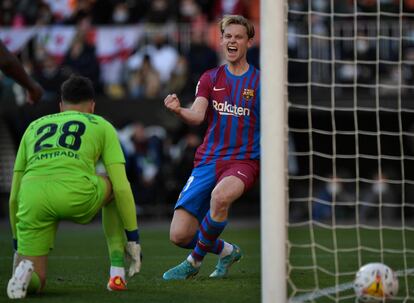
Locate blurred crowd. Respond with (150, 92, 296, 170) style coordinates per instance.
(0, 0, 259, 27)
(288, 0, 414, 96)
(0, 0, 259, 102)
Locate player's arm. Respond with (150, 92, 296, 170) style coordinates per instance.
(9, 136, 27, 247)
(9, 171, 23, 244)
(164, 94, 208, 125)
(105, 163, 138, 233)
(105, 163, 141, 276)
(0, 40, 43, 104)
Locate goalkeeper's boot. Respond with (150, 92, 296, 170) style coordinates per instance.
(7, 259, 34, 299)
(107, 276, 127, 291)
(162, 260, 199, 280)
(209, 244, 242, 278)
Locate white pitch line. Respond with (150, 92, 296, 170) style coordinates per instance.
(289, 268, 414, 303)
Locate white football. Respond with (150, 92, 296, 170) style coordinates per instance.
(353, 262, 398, 302)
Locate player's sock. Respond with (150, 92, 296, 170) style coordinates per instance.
(27, 271, 41, 294)
(110, 266, 125, 280)
(182, 231, 229, 258)
(181, 231, 199, 249)
(190, 211, 227, 263)
(102, 201, 126, 268)
(210, 239, 225, 255)
(218, 241, 233, 258)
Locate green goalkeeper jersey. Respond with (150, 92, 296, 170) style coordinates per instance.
(14, 110, 124, 177)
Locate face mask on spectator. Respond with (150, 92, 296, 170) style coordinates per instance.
(373, 181, 389, 194)
(327, 181, 342, 195)
(113, 7, 129, 23)
(357, 39, 369, 53)
(180, 1, 197, 17)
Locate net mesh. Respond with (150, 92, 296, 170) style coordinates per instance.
(287, 1, 414, 302)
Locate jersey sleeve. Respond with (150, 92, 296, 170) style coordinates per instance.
(195, 71, 212, 100)
(10, 130, 28, 239)
(101, 120, 125, 166)
(106, 163, 138, 231)
(13, 129, 28, 172)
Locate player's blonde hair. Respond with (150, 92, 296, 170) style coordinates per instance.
(219, 15, 255, 39)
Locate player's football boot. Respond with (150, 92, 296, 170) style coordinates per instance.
(162, 260, 199, 280)
(209, 244, 242, 278)
(107, 276, 127, 291)
(7, 259, 34, 299)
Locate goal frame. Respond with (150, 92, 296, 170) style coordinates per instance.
(260, 1, 287, 302)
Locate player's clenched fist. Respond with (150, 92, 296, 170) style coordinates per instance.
(164, 94, 181, 114)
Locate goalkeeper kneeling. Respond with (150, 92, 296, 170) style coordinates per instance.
(7, 75, 142, 299)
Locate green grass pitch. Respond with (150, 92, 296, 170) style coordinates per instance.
(289, 225, 414, 302)
(2, 220, 413, 302)
(0, 221, 260, 303)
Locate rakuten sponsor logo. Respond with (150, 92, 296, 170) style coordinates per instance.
(212, 100, 250, 116)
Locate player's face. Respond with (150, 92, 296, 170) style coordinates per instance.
(221, 24, 252, 65)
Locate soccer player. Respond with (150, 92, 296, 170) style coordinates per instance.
(0, 40, 43, 104)
(7, 75, 141, 299)
(162, 15, 260, 280)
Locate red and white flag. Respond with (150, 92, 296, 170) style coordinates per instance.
(36, 26, 77, 59)
(96, 26, 143, 62)
(0, 28, 36, 53)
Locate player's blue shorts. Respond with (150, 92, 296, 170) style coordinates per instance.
(175, 159, 259, 222)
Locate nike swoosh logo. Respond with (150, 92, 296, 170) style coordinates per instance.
(213, 87, 226, 91)
(237, 171, 248, 178)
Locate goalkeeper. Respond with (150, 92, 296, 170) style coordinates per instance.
(7, 75, 141, 299)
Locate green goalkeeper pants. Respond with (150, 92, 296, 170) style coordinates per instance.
(16, 175, 107, 256)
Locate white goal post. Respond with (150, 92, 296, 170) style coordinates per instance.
(260, 0, 287, 303)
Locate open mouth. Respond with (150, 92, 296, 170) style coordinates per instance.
(227, 45, 238, 54)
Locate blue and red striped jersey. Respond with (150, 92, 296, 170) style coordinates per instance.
(194, 64, 260, 167)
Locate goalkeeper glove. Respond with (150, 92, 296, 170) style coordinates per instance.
(125, 242, 142, 277)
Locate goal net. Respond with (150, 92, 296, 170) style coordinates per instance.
(287, 1, 414, 302)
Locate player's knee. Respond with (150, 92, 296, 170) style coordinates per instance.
(169, 230, 193, 247)
(211, 188, 232, 212)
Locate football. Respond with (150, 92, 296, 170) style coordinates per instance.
(353, 263, 399, 302)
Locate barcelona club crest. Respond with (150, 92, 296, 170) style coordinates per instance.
(242, 88, 255, 101)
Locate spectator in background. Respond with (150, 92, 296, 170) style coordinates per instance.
(128, 32, 179, 90)
(166, 54, 189, 97)
(34, 2, 54, 25)
(127, 54, 161, 99)
(33, 55, 68, 103)
(312, 176, 353, 221)
(144, 0, 177, 24)
(211, 0, 247, 20)
(247, 44, 259, 69)
(359, 172, 398, 222)
(0, 0, 16, 26)
(63, 33, 101, 91)
(167, 128, 202, 192)
(13, 0, 42, 26)
(185, 27, 218, 94)
(112, 1, 132, 24)
(178, 0, 208, 28)
(120, 122, 165, 210)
